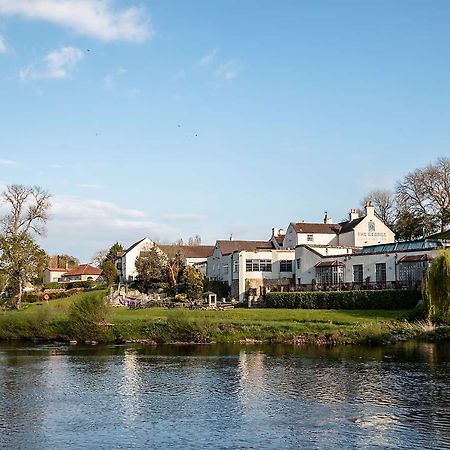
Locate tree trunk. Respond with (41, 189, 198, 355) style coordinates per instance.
(16, 279, 23, 310)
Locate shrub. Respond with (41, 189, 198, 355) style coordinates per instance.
(68, 292, 110, 341)
(264, 289, 420, 310)
(423, 251, 450, 323)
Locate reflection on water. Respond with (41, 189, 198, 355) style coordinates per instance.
(1, 342, 450, 449)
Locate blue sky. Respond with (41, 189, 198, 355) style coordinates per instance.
(0, 0, 449, 261)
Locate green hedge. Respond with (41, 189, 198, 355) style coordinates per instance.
(43, 281, 106, 290)
(265, 289, 420, 310)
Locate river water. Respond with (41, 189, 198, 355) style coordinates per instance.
(0, 342, 450, 449)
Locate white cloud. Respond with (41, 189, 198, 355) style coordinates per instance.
(0, 159, 18, 166)
(20, 46, 84, 80)
(199, 48, 218, 66)
(43, 194, 179, 260)
(0, 0, 151, 42)
(0, 34, 7, 53)
(215, 59, 242, 81)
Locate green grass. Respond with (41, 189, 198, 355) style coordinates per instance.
(0, 291, 440, 345)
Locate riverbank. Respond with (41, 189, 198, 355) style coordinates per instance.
(0, 291, 448, 345)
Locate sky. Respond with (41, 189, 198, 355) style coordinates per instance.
(0, 0, 449, 262)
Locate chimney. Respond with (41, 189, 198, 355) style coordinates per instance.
(349, 208, 359, 221)
(272, 228, 285, 237)
(229, 234, 233, 241)
(323, 211, 333, 224)
(365, 201, 375, 217)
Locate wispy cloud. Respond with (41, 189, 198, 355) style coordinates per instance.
(215, 59, 242, 81)
(0, 159, 18, 166)
(20, 46, 84, 80)
(103, 67, 126, 89)
(0, 0, 152, 42)
(43, 195, 179, 259)
(0, 34, 7, 53)
(199, 48, 218, 66)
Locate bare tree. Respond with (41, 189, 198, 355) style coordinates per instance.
(188, 235, 202, 246)
(0, 184, 52, 308)
(362, 189, 398, 228)
(397, 157, 450, 234)
(1, 185, 51, 236)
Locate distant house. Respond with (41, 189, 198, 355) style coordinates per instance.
(60, 264, 103, 282)
(115, 237, 157, 282)
(43, 268, 67, 283)
(158, 245, 214, 274)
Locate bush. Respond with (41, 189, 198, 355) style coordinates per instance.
(68, 292, 110, 341)
(265, 289, 420, 310)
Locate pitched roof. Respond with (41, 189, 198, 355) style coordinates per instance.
(45, 267, 68, 272)
(61, 264, 102, 277)
(338, 217, 365, 234)
(216, 240, 274, 255)
(291, 222, 340, 234)
(158, 245, 214, 259)
(273, 234, 285, 245)
(124, 237, 149, 254)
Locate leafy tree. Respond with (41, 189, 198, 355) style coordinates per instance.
(166, 250, 185, 287)
(423, 251, 450, 323)
(394, 209, 426, 241)
(101, 260, 117, 287)
(135, 246, 166, 289)
(0, 234, 47, 309)
(92, 242, 124, 268)
(0, 184, 51, 309)
(182, 266, 204, 301)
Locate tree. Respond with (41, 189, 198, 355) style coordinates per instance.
(0, 234, 47, 309)
(0, 185, 51, 309)
(166, 250, 185, 287)
(92, 242, 124, 268)
(423, 251, 450, 323)
(182, 266, 204, 301)
(135, 246, 166, 289)
(394, 209, 426, 241)
(397, 157, 450, 234)
(49, 254, 79, 269)
(188, 235, 202, 246)
(362, 189, 398, 228)
(101, 260, 117, 287)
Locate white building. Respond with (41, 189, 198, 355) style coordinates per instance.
(295, 240, 446, 289)
(116, 237, 156, 282)
(283, 202, 395, 249)
(207, 240, 295, 302)
(116, 238, 215, 282)
(43, 268, 68, 283)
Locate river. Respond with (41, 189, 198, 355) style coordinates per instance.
(0, 342, 449, 449)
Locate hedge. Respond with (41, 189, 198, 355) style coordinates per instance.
(43, 281, 106, 290)
(265, 289, 420, 310)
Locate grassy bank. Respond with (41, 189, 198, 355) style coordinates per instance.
(1, 291, 448, 345)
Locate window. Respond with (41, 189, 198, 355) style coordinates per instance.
(316, 266, 344, 285)
(353, 265, 363, 283)
(307, 234, 314, 242)
(280, 260, 293, 272)
(260, 260, 272, 272)
(376, 263, 386, 283)
(233, 260, 239, 273)
(296, 258, 301, 270)
(245, 259, 272, 272)
(399, 261, 429, 282)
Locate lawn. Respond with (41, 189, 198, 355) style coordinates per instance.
(0, 291, 419, 344)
